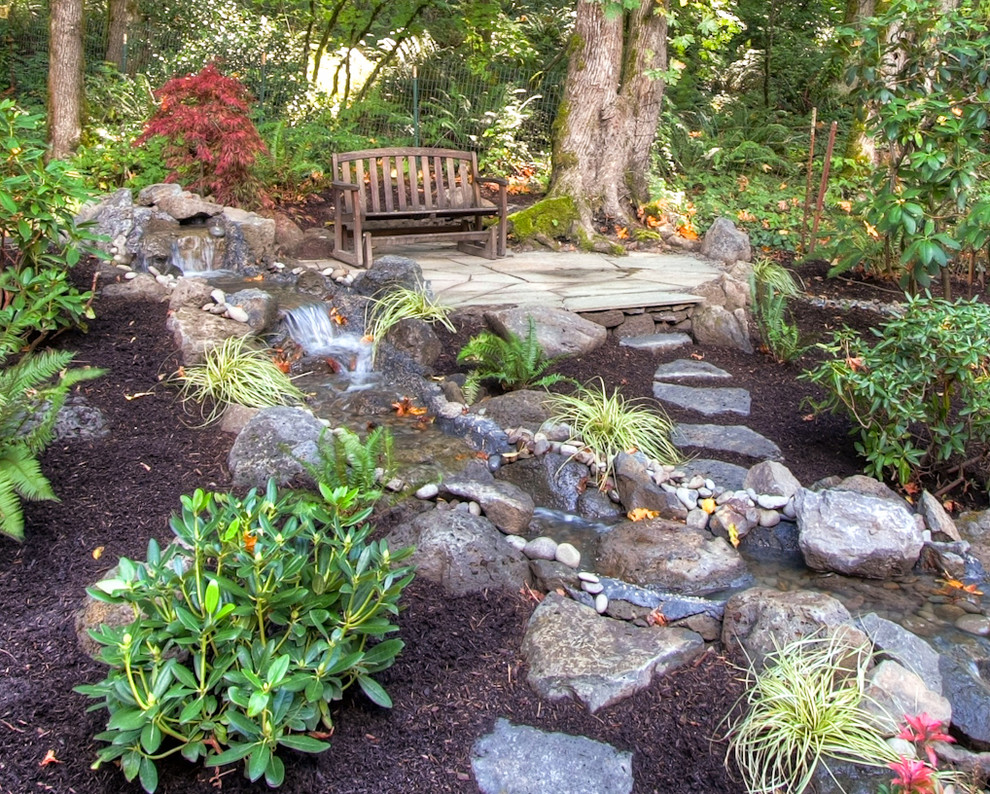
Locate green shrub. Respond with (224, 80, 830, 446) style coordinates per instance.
(725, 632, 898, 794)
(456, 317, 571, 403)
(0, 99, 99, 348)
(173, 336, 305, 425)
(546, 379, 681, 489)
(76, 481, 414, 792)
(801, 295, 990, 486)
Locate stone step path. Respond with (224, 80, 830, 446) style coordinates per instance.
(648, 358, 782, 464)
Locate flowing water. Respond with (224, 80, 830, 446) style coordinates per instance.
(169, 228, 221, 275)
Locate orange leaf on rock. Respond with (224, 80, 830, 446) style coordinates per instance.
(627, 508, 659, 522)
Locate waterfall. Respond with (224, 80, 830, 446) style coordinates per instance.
(170, 232, 218, 274)
(282, 304, 374, 381)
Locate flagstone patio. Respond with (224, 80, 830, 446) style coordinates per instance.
(379, 243, 722, 312)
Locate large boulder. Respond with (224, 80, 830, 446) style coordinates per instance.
(353, 255, 425, 296)
(721, 588, 865, 670)
(165, 306, 253, 365)
(385, 317, 442, 369)
(861, 660, 951, 736)
(157, 191, 224, 220)
(470, 390, 553, 431)
(227, 406, 325, 488)
(955, 508, 990, 572)
(690, 305, 754, 353)
(856, 612, 943, 694)
(794, 487, 923, 578)
(598, 520, 747, 596)
(744, 461, 802, 499)
(484, 305, 606, 358)
(221, 207, 276, 266)
(701, 217, 752, 264)
(496, 452, 591, 514)
(387, 510, 530, 596)
(521, 593, 704, 712)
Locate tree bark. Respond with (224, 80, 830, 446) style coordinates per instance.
(105, 0, 131, 68)
(48, 0, 84, 160)
(549, 0, 667, 232)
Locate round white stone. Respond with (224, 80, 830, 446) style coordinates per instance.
(555, 542, 581, 569)
(594, 593, 608, 614)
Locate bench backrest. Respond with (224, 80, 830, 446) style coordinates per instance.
(331, 147, 484, 216)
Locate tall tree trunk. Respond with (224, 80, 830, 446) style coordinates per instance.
(105, 0, 131, 68)
(549, 0, 667, 232)
(48, 0, 84, 160)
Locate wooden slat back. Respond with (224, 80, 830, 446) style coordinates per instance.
(334, 148, 482, 217)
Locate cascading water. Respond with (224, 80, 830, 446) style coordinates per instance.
(170, 230, 219, 275)
(281, 303, 374, 388)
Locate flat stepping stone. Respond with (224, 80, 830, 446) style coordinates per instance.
(618, 332, 692, 352)
(680, 459, 750, 491)
(472, 718, 633, 794)
(672, 423, 781, 460)
(653, 359, 732, 382)
(653, 383, 750, 416)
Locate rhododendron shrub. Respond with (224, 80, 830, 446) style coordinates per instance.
(136, 64, 268, 207)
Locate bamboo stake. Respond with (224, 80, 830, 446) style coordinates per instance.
(800, 107, 817, 253)
(808, 121, 838, 256)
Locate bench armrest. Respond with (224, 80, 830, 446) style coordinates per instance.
(331, 180, 360, 191)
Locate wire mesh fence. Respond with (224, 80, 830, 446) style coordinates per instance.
(1, 1, 563, 162)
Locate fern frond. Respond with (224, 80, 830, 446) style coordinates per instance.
(0, 471, 26, 541)
(0, 444, 56, 501)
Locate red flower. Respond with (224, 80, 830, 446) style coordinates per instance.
(888, 756, 935, 793)
(897, 713, 954, 766)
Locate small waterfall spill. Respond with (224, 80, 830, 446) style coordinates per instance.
(282, 303, 374, 387)
(170, 231, 219, 274)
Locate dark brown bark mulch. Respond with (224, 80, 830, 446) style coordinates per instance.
(1, 257, 980, 793)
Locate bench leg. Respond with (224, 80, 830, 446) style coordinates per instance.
(362, 233, 374, 268)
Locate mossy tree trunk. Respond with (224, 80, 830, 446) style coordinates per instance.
(548, 0, 668, 236)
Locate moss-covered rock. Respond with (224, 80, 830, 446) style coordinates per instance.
(509, 196, 580, 245)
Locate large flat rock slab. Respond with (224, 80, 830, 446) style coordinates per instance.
(652, 383, 751, 416)
(671, 423, 782, 460)
(521, 593, 704, 713)
(472, 718, 633, 794)
(618, 333, 692, 352)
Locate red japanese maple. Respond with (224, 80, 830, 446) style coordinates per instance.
(136, 63, 268, 207)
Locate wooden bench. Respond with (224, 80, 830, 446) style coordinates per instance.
(330, 147, 508, 268)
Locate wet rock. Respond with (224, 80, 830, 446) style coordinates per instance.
(955, 614, 990, 636)
(389, 511, 530, 596)
(471, 718, 633, 794)
(721, 588, 866, 671)
(522, 594, 705, 712)
(955, 509, 990, 573)
(529, 559, 578, 592)
(939, 648, 990, 747)
(442, 477, 535, 535)
(227, 406, 324, 488)
(386, 317, 442, 368)
(862, 660, 951, 735)
(613, 452, 687, 520)
(484, 305, 607, 358)
(795, 487, 923, 579)
(226, 288, 278, 332)
(496, 451, 591, 514)
(599, 520, 747, 596)
(709, 498, 759, 542)
(856, 612, 942, 694)
(524, 536, 558, 561)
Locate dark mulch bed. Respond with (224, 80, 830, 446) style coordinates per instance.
(0, 256, 982, 793)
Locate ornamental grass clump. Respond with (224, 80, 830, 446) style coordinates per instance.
(76, 481, 414, 792)
(364, 285, 455, 365)
(173, 335, 304, 425)
(546, 378, 680, 489)
(725, 632, 899, 794)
